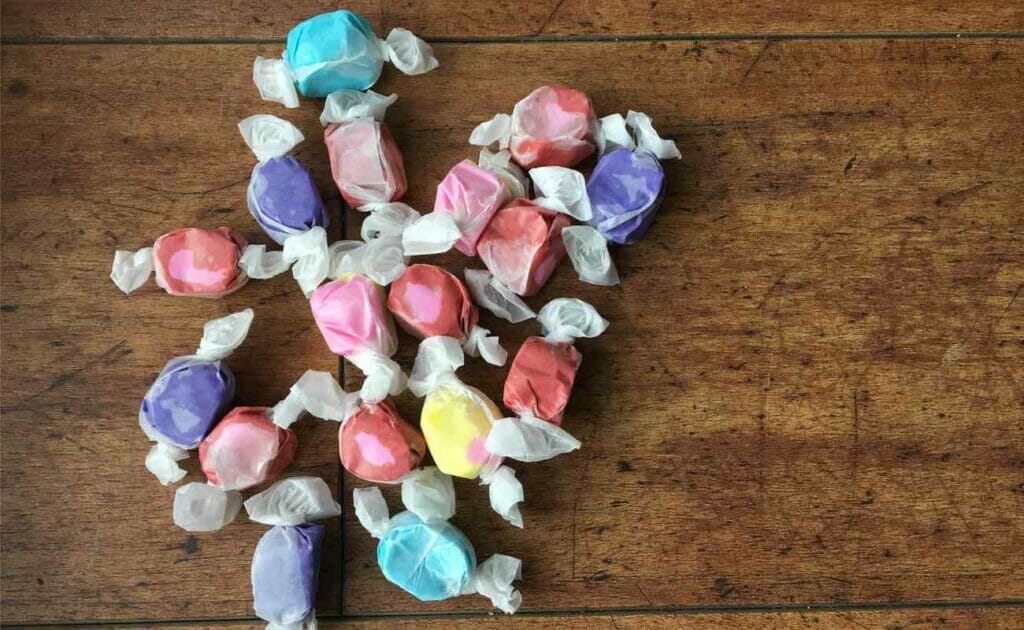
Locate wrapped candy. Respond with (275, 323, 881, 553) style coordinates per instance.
(433, 149, 529, 256)
(110, 227, 288, 296)
(487, 299, 606, 464)
(354, 486, 522, 613)
(237, 115, 332, 297)
(470, 85, 597, 169)
(322, 90, 407, 206)
(407, 336, 524, 527)
(140, 309, 254, 485)
(561, 111, 681, 286)
(253, 9, 437, 107)
(476, 198, 571, 297)
(252, 524, 324, 629)
(340, 400, 426, 483)
(388, 264, 507, 366)
(199, 407, 298, 491)
(310, 274, 407, 402)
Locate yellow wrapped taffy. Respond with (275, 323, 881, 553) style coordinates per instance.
(408, 336, 524, 527)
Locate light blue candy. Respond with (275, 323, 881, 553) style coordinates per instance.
(377, 511, 477, 601)
(285, 10, 384, 96)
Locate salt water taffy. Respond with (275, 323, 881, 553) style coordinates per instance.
(111, 227, 289, 296)
(321, 90, 407, 206)
(245, 476, 341, 526)
(408, 337, 524, 527)
(310, 274, 407, 403)
(470, 85, 598, 169)
(463, 269, 536, 324)
(433, 149, 529, 256)
(252, 523, 324, 630)
(199, 407, 298, 491)
(496, 298, 608, 441)
(476, 198, 571, 297)
(354, 486, 523, 613)
(140, 309, 254, 485)
(388, 264, 507, 366)
(237, 115, 332, 297)
(253, 9, 438, 106)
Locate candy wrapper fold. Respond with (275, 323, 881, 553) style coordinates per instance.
(471, 85, 597, 169)
(244, 476, 342, 526)
(463, 269, 535, 323)
(112, 227, 286, 296)
(252, 524, 323, 630)
(408, 337, 524, 527)
(140, 309, 253, 485)
(388, 264, 507, 367)
(353, 487, 522, 612)
(358, 201, 460, 258)
(253, 9, 437, 106)
(310, 275, 406, 402)
(173, 482, 243, 532)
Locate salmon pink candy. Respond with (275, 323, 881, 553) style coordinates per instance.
(504, 337, 580, 426)
(340, 399, 426, 483)
(476, 199, 570, 296)
(199, 407, 297, 491)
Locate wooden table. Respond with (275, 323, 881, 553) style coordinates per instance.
(2, 2, 1022, 628)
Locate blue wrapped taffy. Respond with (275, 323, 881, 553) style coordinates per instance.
(354, 486, 522, 613)
(253, 9, 438, 107)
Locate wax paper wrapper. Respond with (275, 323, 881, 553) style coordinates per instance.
(433, 149, 529, 256)
(407, 336, 524, 527)
(388, 264, 507, 366)
(310, 274, 407, 402)
(320, 89, 406, 206)
(354, 486, 522, 612)
(244, 476, 342, 526)
(476, 198, 571, 297)
(487, 299, 607, 465)
(111, 227, 289, 297)
(471, 85, 597, 169)
(253, 9, 437, 106)
(140, 309, 254, 485)
(252, 524, 324, 630)
(463, 269, 536, 324)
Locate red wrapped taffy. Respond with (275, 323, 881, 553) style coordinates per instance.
(387, 264, 507, 366)
(485, 298, 606, 464)
(476, 199, 571, 296)
(470, 85, 598, 169)
(341, 400, 426, 483)
(110, 226, 290, 297)
(199, 407, 297, 491)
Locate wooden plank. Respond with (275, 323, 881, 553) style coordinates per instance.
(2, 36, 1022, 624)
(99, 607, 1024, 629)
(2, 0, 1023, 41)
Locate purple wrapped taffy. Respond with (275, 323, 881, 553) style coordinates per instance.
(252, 524, 324, 628)
(587, 148, 666, 244)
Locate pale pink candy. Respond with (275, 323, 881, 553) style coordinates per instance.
(433, 160, 509, 256)
(325, 119, 407, 207)
(309, 275, 398, 359)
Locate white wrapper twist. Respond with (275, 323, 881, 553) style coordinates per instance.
(320, 89, 397, 126)
(349, 350, 407, 403)
(238, 115, 304, 162)
(244, 476, 341, 526)
(252, 56, 299, 109)
(172, 482, 243, 532)
(399, 466, 456, 524)
(379, 28, 439, 76)
(596, 110, 682, 159)
(469, 113, 512, 150)
(463, 269, 535, 324)
(270, 370, 361, 429)
(537, 298, 609, 344)
(463, 324, 507, 367)
(485, 413, 581, 463)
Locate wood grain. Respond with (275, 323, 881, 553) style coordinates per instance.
(75, 607, 1024, 629)
(2, 0, 1023, 41)
(2, 35, 1022, 627)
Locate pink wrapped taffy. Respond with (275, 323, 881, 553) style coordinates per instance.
(110, 227, 289, 297)
(322, 89, 407, 206)
(310, 273, 407, 402)
(199, 407, 297, 490)
(387, 264, 506, 366)
(470, 85, 598, 169)
(433, 149, 529, 256)
(476, 199, 571, 296)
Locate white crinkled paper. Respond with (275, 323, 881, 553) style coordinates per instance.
(463, 269, 535, 323)
(353, 486, 391, 539)
(485, 414, 581, 462)
(537, 298, 609, 344)
(478, 149, 529, 199)
(469, 113, 512, 150)
(195, 308, 255, 361)
(238, 115, 304, 162)
(244, 476, 342, 526)
(462, 324, 507, 367)
(270, 370, 360, 428)
(596, 110, 681, 160)
(408, 336, 465, 398)
(464, 554, 523, 614)
(561, 225, 620, 286)
(400, 467, 456, 523)
(481, 465, 524, 529)
(173, 483, 243, 532)
(238, 245, 290, 280)
(349, 350, 407, 403)
(282, 226, 330, 298)
(327, 237, 407, 287)
(380, 28, 439, 76)
(529, 166, 592, 221)
(320, 89, 397, 126)
(110, 247, 154, 294)
(145, 442, 189, 486)
(252, 56, 299, 109)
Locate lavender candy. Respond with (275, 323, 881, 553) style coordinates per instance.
(140, 309, 254, 486)
(587, 147, 666, 245)
(252, 524, 324, 628)
(249, 155, 328, 246)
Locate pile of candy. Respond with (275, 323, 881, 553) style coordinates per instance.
(110, 8, 678, 627)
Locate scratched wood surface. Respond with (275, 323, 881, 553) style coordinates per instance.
(3, 1, 1023, 40)
(2, 5, 1023, 629)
